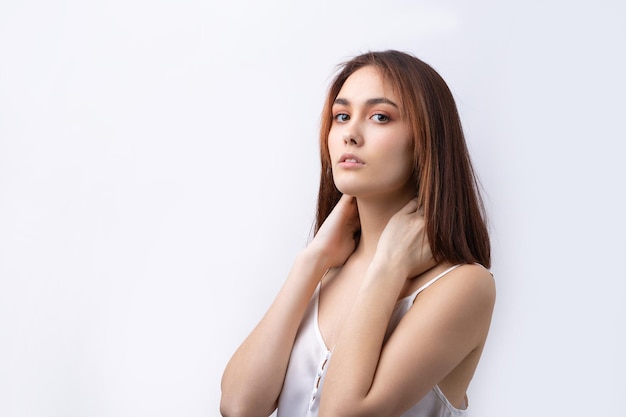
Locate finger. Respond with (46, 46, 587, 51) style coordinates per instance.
(338, 193, 355, 206)
(337, 194, 359, 222)
(402, 198, 419, 214)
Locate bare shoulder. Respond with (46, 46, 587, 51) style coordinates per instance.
(429, 263, 495, 301)
(377, 263, 496, 406)
(448, 263, 495, 298)
(410, 263, 496, 335)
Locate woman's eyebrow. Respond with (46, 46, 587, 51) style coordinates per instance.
(333, 97, 398, 108)
(367, 97, 398, 108)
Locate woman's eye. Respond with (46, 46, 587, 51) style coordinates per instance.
(334, 113, 350, 122)
(371, 113, 389, 123)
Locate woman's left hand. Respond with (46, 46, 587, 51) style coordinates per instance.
(374, 198, 435, 279)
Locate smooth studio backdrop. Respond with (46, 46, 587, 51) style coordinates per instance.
(1, 1, 625, 416)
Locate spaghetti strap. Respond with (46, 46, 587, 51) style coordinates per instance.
(412, 264, 462, 297)
(472, 262, 493, 275)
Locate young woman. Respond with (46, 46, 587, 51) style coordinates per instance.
(220, 50, 495, 417)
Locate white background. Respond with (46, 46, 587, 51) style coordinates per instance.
(1, 1, 625, 416)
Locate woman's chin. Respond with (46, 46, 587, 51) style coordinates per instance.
(334, 183, 366, 198)
(335, 182, 416, 203)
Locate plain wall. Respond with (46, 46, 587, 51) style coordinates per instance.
(1, 0, 625, 415)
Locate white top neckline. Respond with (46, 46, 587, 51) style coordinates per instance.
(277, 263, 472, 417)
(313, 264, 463, 352)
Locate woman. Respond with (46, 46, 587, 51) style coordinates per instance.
(220, 50, 495, 417)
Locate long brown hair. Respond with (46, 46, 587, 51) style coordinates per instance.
(315, 50, 491, 268)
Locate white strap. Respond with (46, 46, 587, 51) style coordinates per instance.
(413, 264, 462, 296)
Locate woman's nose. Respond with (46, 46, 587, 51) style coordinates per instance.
(343, 130, 362, 146)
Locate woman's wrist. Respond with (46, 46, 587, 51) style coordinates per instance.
(369, 253, 409, 281)
(362, 256, 409, 294)
(296, 247, 332, 278)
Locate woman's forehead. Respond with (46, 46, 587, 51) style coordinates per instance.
(336, 66, 399, 103)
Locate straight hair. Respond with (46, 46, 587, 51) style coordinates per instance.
(315, 50, 491, 268)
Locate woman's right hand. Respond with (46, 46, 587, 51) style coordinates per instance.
(308, 194, 360, 270)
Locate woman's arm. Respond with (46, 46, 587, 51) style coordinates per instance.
(220, 195, 360, 417)
(220, 250, 329, 417)
(319, 201, 495, 417)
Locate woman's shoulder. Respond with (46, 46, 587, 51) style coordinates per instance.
(410, 262, 496, 319)
(437, 262, 494, 300)
(403, 263, 494, 299)
(453, 263, 495, 294)
(452, 262, 494, 284)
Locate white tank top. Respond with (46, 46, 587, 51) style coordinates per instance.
(277, 265, 467, 417)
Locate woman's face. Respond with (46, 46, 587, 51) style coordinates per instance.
(328, 66, 414, 201)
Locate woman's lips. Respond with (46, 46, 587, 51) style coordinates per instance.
(338, 153, 365, 168)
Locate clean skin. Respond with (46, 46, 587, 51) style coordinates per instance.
(220, 66, 495, 417)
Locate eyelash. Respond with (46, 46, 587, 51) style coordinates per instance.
(334, 113, 350, 122)
(371, 113, 389, 123)
(333, 113, 390, 123)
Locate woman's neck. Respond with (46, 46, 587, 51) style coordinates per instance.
(352, 192, 414, 261)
